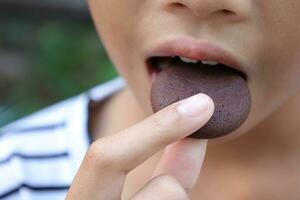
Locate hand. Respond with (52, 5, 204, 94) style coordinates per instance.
(66, 93, 214, 200)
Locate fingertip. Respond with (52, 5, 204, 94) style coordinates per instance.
(177, 93, 214, 118)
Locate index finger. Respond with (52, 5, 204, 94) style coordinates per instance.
(67, 93, 214, 199)
(90, 93, 214, 172)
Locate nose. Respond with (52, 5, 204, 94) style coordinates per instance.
(162, 0, 250, 23)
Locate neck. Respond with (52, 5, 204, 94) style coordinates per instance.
(209, 90, 300, 162)
(92, 87, 300, 158)
(90, 87, 148, 140)
(93, 89, 300, 199)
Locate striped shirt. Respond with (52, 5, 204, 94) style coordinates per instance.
(0, 77, 125, 200)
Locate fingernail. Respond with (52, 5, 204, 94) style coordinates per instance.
(177, 94, 212, 117)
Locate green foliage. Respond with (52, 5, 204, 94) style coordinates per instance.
(0, 18, 118, 126)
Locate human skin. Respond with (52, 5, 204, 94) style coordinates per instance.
(88, 0, 300, 141)
(67, 94, 215, 199)
(68, 0, 300, 199)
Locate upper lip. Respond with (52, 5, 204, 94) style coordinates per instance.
(146, 37, 247, 80)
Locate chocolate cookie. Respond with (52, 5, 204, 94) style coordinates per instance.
(150, 60, 251, 139)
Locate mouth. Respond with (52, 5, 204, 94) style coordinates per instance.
(147, 56, 247, 82)
(145, 38, 248, 83)
(147, 38, 251, 139)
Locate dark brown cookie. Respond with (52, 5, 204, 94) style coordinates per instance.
(150, 61, 251, 139)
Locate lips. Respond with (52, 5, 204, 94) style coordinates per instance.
(146, 37, 247, 82)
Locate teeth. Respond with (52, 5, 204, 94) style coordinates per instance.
(201, 60, 219, 65)
(179, 56, 199, 64)
(178, 56, 219, 65)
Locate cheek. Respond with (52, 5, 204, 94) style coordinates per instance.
(89, 0, 154, 112)
(89, 0, 140, 68)
(89, 2, 130, 78)
(253, 0, 300, 103)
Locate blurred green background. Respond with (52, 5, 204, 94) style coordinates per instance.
(0, 3, 119, 127)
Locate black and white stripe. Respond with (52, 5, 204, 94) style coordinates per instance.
(0, 121, 73, 199)
(0, 183, 70, 199)
(0, 77, 125, 199)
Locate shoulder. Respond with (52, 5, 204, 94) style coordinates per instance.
(0, 77, 125, 134)
(0, 77, 125, 199)
(0, 97, 82, 199)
